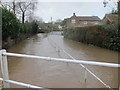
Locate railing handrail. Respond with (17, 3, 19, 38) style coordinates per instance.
(3, 52, 120, 68)
(0, 78, 42, 88)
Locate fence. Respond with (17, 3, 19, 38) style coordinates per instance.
(0, 49, 119, 88)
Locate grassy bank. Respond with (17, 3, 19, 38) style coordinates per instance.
(63, 24, 119, 52)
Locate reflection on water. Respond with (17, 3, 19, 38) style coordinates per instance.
(7, 31, 118, 88)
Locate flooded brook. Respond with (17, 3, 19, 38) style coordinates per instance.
(6, 31, 118, 88)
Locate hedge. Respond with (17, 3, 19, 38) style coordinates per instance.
(63, 24, 119, 52)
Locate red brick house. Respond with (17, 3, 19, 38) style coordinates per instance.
(66, 13, 101, 28)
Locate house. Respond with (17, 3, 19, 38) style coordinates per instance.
(66, 13, 101, 28)
(102, 14, 118, 25)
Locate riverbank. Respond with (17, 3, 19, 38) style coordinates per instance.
(2, 34, 32, 49)
(63, 24, 119, 52)
(2, 7, 39, 50)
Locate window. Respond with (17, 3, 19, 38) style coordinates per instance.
(95, 21, 99, 24)
(83, 21, 87, 24)
(71, 19, 76, 24)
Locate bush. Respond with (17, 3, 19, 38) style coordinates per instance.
(2, 8, 20, 40)
(19, 23, 31, 34)
(2, 7, 39, 40)
(31, 21, 38, 34)
(63, 24, 119, 52)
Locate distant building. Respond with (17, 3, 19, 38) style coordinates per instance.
(66, 13, 101, 28)
(102, 14, 118, 25)
(58, 25, 62, 29)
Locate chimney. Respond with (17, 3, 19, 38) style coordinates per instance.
(73, 13, 76, 16)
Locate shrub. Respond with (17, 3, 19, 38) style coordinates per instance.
(2, 8, 20, 40)
(31, 21, 39, 34)
(2, 7, 39, 40)
(64, 24, 119, 52)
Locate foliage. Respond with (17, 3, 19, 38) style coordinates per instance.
(64, 24, 119, 52)
(2, 7, 20, 40)
(19, 21, 39, 35)
(2, 7, 39, 41)
(31, 21, 38, 34)
(61, 18, 68, 27)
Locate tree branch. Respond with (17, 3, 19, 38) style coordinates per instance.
(24, 2, 31, 12)
(18, 2, 24, 12)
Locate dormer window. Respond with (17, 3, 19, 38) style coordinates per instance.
(71, 19, 76, 24)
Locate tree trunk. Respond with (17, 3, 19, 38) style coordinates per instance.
(22, 12, 25, 24)
(13, 2, 15, 14)
(118, 1, 120, 30)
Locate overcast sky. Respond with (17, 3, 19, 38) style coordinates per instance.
(34, 2, 117, 23)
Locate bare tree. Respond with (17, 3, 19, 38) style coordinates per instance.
(0, 0, 16, 14)
(0, 0, 37, 23)
(12, 0, 16, 14)
(18, 2, 31, 23)
(118, 1, 120, 30)
(17, 1, 37, 23)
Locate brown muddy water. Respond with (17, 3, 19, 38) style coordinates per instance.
(1, 31, 118, 88)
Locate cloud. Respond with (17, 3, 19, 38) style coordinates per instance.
(34, 2, 117, 22)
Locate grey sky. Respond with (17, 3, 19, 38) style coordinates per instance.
(34, 2, 117, 23)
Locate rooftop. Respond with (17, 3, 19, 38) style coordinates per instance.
(103, 14, 118, 23)
(71, 13, 101, 21)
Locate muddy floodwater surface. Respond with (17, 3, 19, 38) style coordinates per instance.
(5, 31, 118, 88)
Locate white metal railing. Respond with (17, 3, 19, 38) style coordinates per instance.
(0, 50, 43, 88)
(0, 49, 119, 88)
(0, 78, 42, 88)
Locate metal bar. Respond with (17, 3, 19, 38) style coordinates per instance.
(2, 52, 120, 68)
(0, 7, 2, 50)
(0, 78, 43, 88)
(0, 50, 10, 88)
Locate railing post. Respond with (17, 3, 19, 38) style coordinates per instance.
(0, 50, 10, 88)
(84, 68, 87, 88)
